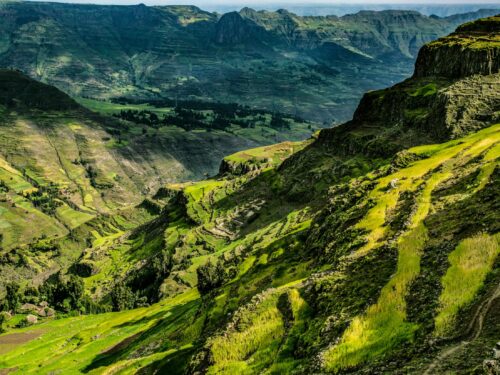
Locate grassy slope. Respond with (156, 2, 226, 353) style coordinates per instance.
(0, 71, 317, 253)
(323, 124, 500, 371)
(1, 123, 497, 374)
(1, 16, 499, 374)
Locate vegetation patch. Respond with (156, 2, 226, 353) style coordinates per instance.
(434, 233, 500, 336)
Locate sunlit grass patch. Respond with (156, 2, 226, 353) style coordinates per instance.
(208, 291, 286, 374)
(224, 139, 311, 167)
(324, 169, 451, 371)
(409, 83, 437, 97)
(435, 233, 500, 336)
(353, 124, 500, 258)
(0, 289, 199, 374)
(55, 204, 95, 229)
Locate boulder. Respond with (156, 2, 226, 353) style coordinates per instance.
(46, 308, 56, 317)
(26, 314, 38, 325)
(20, 303, 38, 313)
(483, 359, 500, 375)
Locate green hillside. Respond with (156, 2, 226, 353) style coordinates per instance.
(0, 68, 318, 301)
(0, 13, 499, 375)
(0, 3, 497, 122)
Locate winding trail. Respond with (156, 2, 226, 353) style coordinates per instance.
(423, 282, 500, 374)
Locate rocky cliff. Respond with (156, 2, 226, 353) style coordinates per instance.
(313, 14, 500, 158)
(414, 15, 500, 78)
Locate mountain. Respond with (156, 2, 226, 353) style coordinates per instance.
(0, 15, 499, 374)
(0, 2, 498, 122)
(208, 3, 500, 18)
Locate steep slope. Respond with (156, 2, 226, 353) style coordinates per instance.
(0, 15, 499, 375)
(0, 3, 497, 122)
(0, 69, 315, 293)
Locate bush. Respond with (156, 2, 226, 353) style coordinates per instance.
(110, 282, 136, 312)
(196, 260, 226, 295)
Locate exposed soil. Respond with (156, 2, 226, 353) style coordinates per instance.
(0, 330, 44, 355)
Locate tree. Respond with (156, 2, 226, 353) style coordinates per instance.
(110, 282, 136, 312)
(4, 282, 20, 312)
(0, 313, 6, 333)
(64, 275, 84, 311)
(196, 260, 226, 295)
(39, 272, 84, 312)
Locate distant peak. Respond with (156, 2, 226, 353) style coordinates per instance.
(239, 7, 256, 14)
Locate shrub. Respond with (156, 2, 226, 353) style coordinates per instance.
(110, 282, 136, 312)
(196, 260, 226, 295)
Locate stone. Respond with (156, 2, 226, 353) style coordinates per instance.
(20, 303, 38, 312)
(26, 314, 38, 325)
(484, 359, 500, 375)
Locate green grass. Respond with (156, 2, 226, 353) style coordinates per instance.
(0, 289, 200, 374)
(322, 124, 500, 371)
(55, 204, 95, 230)
(434, 233, 500, 336)
(409, 83, 437, 97)
(224, 140, 311, 167)
(75, 98, 174, 116)
(324, 172, 449, 371)
(208, 291, 285, 374)
(354, 124, 500, 258)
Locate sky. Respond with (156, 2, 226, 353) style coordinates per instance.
(23, 0, 500, 4)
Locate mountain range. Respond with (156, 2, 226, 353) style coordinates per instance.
(0, 2, 498, 122)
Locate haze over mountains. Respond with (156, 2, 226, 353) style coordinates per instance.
(0, 2, 498, 122)
(199, 3, 500, 17)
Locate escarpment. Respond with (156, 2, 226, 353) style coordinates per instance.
(414, 15, 500, 78)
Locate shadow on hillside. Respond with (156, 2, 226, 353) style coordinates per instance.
(140, 345, 197, 375)
(112, 310, 166, 329)
(82, 299, 199, 373)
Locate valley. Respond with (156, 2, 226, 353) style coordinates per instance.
(0, 6, 498, 375)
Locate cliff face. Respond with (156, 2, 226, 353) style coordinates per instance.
(315, 14, 500, 156)
(414, 15, 500, 78)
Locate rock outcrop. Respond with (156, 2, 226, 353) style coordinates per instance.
(314, 14, 500, 158)
(414, 15, 500, 78)
(214, 11, 268, 45)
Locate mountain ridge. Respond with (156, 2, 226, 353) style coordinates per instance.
(0, 2, 498, 122)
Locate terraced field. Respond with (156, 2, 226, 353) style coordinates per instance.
(1, 121, 497, 374)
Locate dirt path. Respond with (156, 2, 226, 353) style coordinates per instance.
(423, 282, 500, 374)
